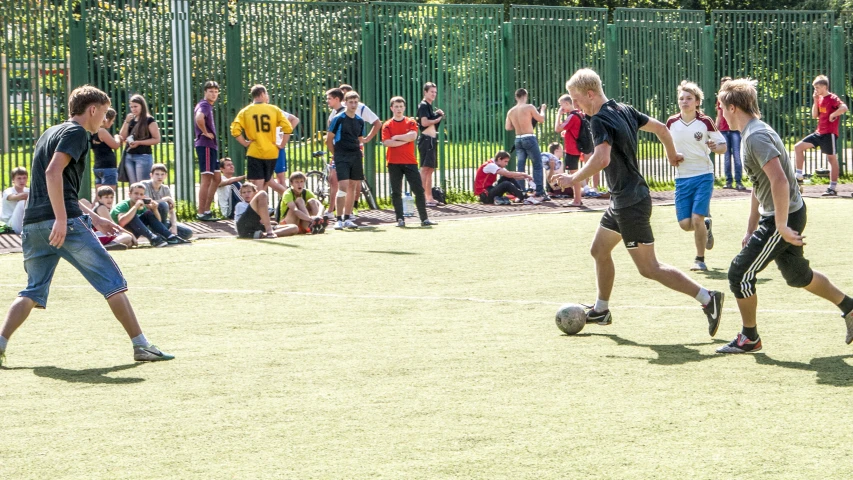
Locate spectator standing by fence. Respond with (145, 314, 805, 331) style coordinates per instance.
(339, 84, 381, 214)
(91, 107, 121, 197)
(418, 82, 444, 206)
(119, 94, 161, 183)
(794, 74, 848, 196)
(716, 76, 744, 190)
(506, 88, 547, 204)
(195, 81, 221, 221)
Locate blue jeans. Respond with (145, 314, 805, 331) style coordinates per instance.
(125, 153, 153, 183)
(94, 168, 118, 186)
(514, 136, 544, 195)
(722, 130, 742, 185)
(157, 201, 193, 240)
(19, 216, 127, 307)
(124, 210, 172, 241)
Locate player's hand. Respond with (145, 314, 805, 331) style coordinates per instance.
(125, 113, 134, 123)
(829, 114, 838, 122)
(358, 136, 368, 144)
(135, 199, 145, 210)
(49, 219, 67, 249)
(741, 230, 754, 248)
(813, 91, 821, 100)
(435, 109, 444, 116)
(203, 132, 214, 139)
(552, 173, 574, 189)
(92, 215, 121, 236)
(127, 140, 137, 149)
(778, 226, 804, 246)
(706, 139, 718, 150)
(540, 103, 547, 111)
(668, 153, 684, 167)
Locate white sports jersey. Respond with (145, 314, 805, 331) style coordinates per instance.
(666, 112, 725, 179)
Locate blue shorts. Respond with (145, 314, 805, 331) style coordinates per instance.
(196, 146, 220, 175)
(275, 149, 288, 174)
(19, 216, 128, 308)
(93, 168, 118, 186)
(674, 173, 714, 221)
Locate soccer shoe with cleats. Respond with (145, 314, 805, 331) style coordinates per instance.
(702, 290, 724, 337)
(585, 307, 612, 325)
(821, 187, 837, 197)
(844, 309, 853, 345)
(691, 260, 708, 271)
(716, 333, 762, 353)
(705, 217, 714, 250)
(133, 344, 175, 362)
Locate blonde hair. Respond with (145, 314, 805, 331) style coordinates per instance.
(718, 78, 761, 118)
(558, 94, 572, 105)
(677, 80, 704, 108)
(566, 69, 603, 96)
(813, 75, 829, 87)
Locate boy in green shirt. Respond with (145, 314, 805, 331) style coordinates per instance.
(280, 171, 325, 234)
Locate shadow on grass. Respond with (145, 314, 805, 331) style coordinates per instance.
(256, 240, 301, 248)
(696, 268, 770, 285)
(583, 333, 727, 366)
(364, 250, 418, 256)
(26, 363, 146, 385)
(754, 353, 853, 388)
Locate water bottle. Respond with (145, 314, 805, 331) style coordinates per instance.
(402, 192, 415, 217)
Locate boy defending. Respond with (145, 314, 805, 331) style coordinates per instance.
(553, 69, 723, 335)
(666, 81, 726, 271)
(0, 85, 173, 366)
(794, 75, 848, 196)
(280, 172, 325, 234)
(235, 183, 296, 239)
(715, 78, 853, 353)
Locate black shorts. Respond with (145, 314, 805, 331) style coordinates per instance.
(564, 153, 580, 171)
(599, 195, 654, 249)
(728, 203, 812, 299)
(247, 156, 276, 181)
(801, 133, 837, 156)
(236, 205, 264, 238)
(418, 135, 437, 169)
(334, 153, 364, 181)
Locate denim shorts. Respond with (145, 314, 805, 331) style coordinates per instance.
(94, 168, 119, 185)
(19, 216, 128, 308)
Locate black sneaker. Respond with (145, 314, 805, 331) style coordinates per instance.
(705, 217, 714, 250)
(844, 309, 853, 345)
(585, 307, 612, 325)
(716, 333, 762, 353)
(723, 184, 733, 189)
(196, 212, 214, 221)
(151, 236, 169, 248)
(736, 184, 747, 191)
(702, 290, 724, 336)
(171, 236, 191, 244)
(396, 219, 406, 228)
(821, 187, 837, 197)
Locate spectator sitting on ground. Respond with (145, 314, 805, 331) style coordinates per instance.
(1, 167, 28, 234)
(216, 157, 245, 220)
(141, 163, 192, 240)
(280, 171, 325, 234)
(235, 183, 297, 239)
(473, 150, 532, 205)
(110, 182, 188, 247)
(81, 190, 135, 249)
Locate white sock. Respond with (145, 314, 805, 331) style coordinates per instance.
(796, 169, 803, 177)
(0, 335, 7, 351)
(594, 299, 609, 312)
(696, 288, 712, 306)
(131, 333, 149, 347)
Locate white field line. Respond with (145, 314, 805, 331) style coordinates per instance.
(0, 284, 838, 315)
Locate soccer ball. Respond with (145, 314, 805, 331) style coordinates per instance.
(555, 303, 586, 335)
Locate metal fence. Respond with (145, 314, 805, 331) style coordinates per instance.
(2, 1, 852, 211)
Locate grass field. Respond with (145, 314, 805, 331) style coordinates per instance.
(2, 198, 853, 479)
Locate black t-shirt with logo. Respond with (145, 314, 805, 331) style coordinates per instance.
(24, 120, 90, 225)
(590, 99, 650, 209)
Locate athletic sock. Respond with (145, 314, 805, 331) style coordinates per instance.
(336, 216, 343, 222)
(131, 333, 149, 347)
(594, 299, 609, 312)
(0, 335, 7, 351)
(830, 181, 837, 190)
(838, 295, 853, 316)
(796, 168, 803, 177)
(695, 256, 705, 263)
(742, 326, 759, 341)
(696, 288, 712, 306)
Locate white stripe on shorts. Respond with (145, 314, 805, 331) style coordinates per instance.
(739, 230, 781, 298)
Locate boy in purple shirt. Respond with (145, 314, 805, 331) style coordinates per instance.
(194, 81, 220, 221)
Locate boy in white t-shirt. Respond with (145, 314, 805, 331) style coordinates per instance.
(1, 167, 29, 234)
(665, 81, 727, 271)
(216, 157, 245, 219)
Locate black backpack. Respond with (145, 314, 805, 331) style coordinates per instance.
(431, 187, 446, 205)
(574, 112, 594, 155)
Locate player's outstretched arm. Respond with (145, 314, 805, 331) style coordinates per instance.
(641, 118, 681, 166)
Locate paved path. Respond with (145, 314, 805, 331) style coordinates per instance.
(1, 184, 849, 255)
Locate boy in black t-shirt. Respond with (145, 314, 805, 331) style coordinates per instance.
(326, 91, 372, 230)
(0, 85, 173, 367)
(552, 69, 723, 337)
(417, 82, 444, 205)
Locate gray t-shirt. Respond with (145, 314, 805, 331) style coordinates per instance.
(141, 180, 171, 201)
(741, 118, 803, 216)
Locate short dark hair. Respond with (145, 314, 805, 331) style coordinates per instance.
(325, 88, 344, 101)
(96, 186, 115, 198)
(150, 163, 167, 174)
(494, 150, 510, 161)
(339, 84, 353, 93)
(250, 84, 266, 98)
(68, 85, 110, 117)
(203, 80, 220, 92)
(390, 96, 406, 106)
(289, 171, 306, 183)
(129, 182, 146, 193)
(515, 88, 528, 99)
(548, 142, 561, 154)
(11, 166, 27, 178)
(423, 82, 437, 94)
(105, 108, 117, 122)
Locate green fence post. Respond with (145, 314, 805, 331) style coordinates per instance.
(702, 25, 716, 114)
(605, 24, 620, 100)
(502, 22, 514, 169)
(68, 4, 90, 198)
(436, 10, 445, 191)
(361, 21, 377, 196)
(831, 25, 845, 175)
(225, 12, 244, 175)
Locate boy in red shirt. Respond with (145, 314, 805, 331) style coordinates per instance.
(794, 75, 848, 196)
(381, 96, 437, 227)
(474, 151, 532, 205)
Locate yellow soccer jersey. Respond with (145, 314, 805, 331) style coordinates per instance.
(230, 103, 293, 159)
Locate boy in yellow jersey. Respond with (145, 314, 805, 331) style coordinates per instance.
(230, 85, 293, 193)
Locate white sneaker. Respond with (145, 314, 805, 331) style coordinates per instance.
(334, 220, 344, 230)
(343, 219, 359, 229)
(523, 197, 541, 205)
